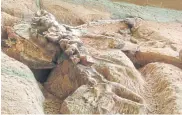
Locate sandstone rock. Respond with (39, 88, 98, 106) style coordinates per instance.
(2, 26, 57, 69)
(40, 85, 62, 114)
(13, 23, 31, 39)
(41, 0, 110, 26)
(44, 60, 80, 99)
(46, 29, 146, 114)
(1, 12, 20, 26)
(179, 49, 182, 61)
(1, 0, 37, 19)
(123, 46, 182, 69)
(1, 52, 45, 114)
(2, 11, 182, 114)
(120, 19, 182, 69)
(140, 62, 182, 114)
(61, 84, 145, 114)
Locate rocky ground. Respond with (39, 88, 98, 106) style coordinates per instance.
(1, 0, 182, 114)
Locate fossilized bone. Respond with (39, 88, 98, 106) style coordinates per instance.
(30, 10, 90, 65)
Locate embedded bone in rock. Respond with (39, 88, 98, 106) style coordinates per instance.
(65, 43, 79, 56)
(31, 10, 86, 64)
(46, 47, 146, 113)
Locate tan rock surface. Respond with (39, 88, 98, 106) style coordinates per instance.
(2, 9, 182, 114)
(1, 0, 37, 18)
(41, 85, 63, 114)
(120, 19, 182, 69)
(2, 26, 57, 69)
(41, 0, 110, 26)
(1, 52, 45, 114)
(45, 20, 146, 113)
(140, 62, 182, 114)
(1, 12, 20, 26)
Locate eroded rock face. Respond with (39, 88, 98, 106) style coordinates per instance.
(140, 62, 182, 114)
(1, 52, 45, 114)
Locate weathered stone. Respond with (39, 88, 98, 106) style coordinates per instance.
(140, 62, 182, 114)
(2, 9, 182, 114)
(121, 20, 182, 69)
(13, 23, 31, 39)
(61, 84, 145, 114)
(1, 0, 37, 19)
(179, 49, 182, 61)
(41, 0, 110, 26)
(2, 26, 56, 69)
(1, 12, 20, 26)
(1, 52, 45, 114)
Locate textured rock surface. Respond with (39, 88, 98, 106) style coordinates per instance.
(1, 52, 45, 114)
(1, 12, 20, 26)
(122, 19, 182, 69)
(1, 0, 37, 18)
(2, 8, 182, 114)
(140, 62, 182, 114)
(41, 0, 110, 25)
(2, 26, 57, 69)
(45, 19, 146, 114)
(38, 83, 62, 114)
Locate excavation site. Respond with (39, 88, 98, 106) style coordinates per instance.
(1, 0, 182, 114)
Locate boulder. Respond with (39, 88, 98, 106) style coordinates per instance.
(1, 12, 20, 26)
(1, 26, 57, 69)
(121, 19, 182, 69)
(140, 62, 182, 114)
(1, 52, 45, 114)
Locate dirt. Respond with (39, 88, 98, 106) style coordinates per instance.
(112, 0, 182, 11)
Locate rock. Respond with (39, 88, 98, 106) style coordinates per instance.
(2, 10, 182, 114)
(46, 33, 146, 114)
(140, 62, 182, 114)
(13, 23, 31, 39)
(132, 20, 182, 45)
(1, 0, 37, 19)
(121, 20, 182, 69)
(40, 85, 62, 114)
(1, 26, 57, 69)
(61, 84, 145, 114)
(1, 52, 45, 114)
(44, 60, 80, 99)
(1, 12, 20, 26)
(80, 55, 95, 66)
(123, 46, 182, 69)
(179, 49, 182, 61)
(41, 0, 110, 26)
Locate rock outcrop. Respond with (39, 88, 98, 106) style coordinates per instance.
(1, 9, 182, 114)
